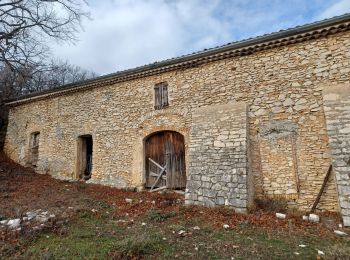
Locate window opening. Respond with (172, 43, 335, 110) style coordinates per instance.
(30, 132, 40, 167)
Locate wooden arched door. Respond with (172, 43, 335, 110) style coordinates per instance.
(145, 131, 186, 189)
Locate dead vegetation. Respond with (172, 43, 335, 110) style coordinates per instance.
(0, 152, 349, 259)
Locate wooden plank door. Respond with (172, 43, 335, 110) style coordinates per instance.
(145, 131, 186, 189)
(165, 132, 186, 189)
(145, 132, 166, 188)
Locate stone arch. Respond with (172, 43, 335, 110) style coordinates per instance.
(131, 112, 190, 188)
(144, 130, 186, 189)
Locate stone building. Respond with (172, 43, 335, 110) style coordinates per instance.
(3, 14, 350, 226)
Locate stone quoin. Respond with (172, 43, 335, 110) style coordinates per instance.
(3, 14, 350, 226)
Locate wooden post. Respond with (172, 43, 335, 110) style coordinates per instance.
(310, 165, 333, 213)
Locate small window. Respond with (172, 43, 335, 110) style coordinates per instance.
(154, 82, 169, 110)
(30, 132, 40, 167)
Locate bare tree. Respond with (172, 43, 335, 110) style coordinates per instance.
(0, 0, 89, 71)
(0, 59, 97, 100)
(0, 0, 91, 150)
(27, 59, 98, 93)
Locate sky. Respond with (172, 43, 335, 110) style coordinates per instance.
(51, 0, 350, 75)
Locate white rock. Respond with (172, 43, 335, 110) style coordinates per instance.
(178, 230, 186, 235)
(223, 224, 230, 229)
(276, 213, 286, 219)
(338, 224, 343, 228)
(26, 212, 37, 220)
(334, 230, 347, 236)
(125, 198, 133, 203)
(7, 219, 20, 229)
(0, 220, 8, 225)
(193, 226, 200, 230)
(141, 222, 146, 226)
(299, 244, 307, 248)
(302, 215, 309, 221)
(309, 214, 320, 223)
(36, 215, 49, 223)
(317, 250, 325, 255)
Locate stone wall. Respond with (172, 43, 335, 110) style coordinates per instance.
(185, 102, 248, 212)
(323, 84, 350, 226)
(4, 30, 350, 213)
(259, 119, 299, 199)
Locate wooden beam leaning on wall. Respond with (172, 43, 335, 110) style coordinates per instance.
(309, 165, 333, 213)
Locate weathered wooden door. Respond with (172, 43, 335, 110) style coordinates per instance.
(145, 131, 186, 189)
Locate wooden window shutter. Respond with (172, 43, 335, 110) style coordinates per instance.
(154, 86, 160, 109)
(154, 82, 169, 110)
(162, 84, 168, 106)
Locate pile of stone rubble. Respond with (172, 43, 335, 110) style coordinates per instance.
(0, 209, 56, 233)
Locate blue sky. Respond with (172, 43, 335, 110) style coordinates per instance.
(52, 0, 350, 75)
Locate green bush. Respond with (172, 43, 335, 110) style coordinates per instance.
(146, 209, 176, 222)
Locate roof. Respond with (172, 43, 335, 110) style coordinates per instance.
(6, 13, 350, 106)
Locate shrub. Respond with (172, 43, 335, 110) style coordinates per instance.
(254, 197, 288, 213)
(146, 209, 176, 222)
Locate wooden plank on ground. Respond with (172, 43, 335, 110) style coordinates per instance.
(149, 186, 167, 192)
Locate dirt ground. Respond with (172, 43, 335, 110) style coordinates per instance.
(0, 152, 349, 259)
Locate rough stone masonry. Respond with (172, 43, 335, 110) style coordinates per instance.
(185, 102, 248, 212)
(323, 84, 350, 227)
(3, 14, 350, 225)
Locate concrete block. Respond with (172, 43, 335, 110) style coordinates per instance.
(276, 213, 286, 219)
(309, 214, 320, 223)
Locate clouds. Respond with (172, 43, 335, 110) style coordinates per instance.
(52, 0, 230, 74)
(51, 0, 350, 75)
(317, 0, 350, 19)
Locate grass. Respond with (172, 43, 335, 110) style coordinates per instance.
(1, 208, 348, 260)
(110, 233, 165, 259)
(22, 213, 124, 260)
(1, 155, 349, 259)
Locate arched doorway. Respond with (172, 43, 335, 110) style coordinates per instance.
(145, 131, 186, 189)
